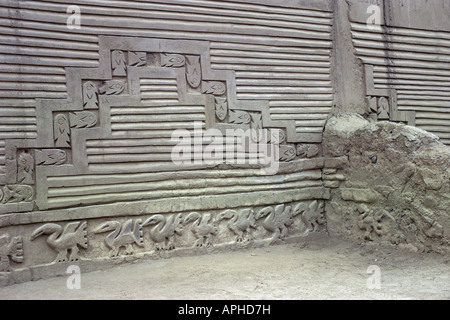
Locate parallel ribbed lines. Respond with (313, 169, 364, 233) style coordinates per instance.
(205, 5, 332, 135)
(5, 0, 333, 30)
(0, 101, 38, 142)
(108, 104, 206, 137)
(140, 78, 179, 105)
(209, 29, 333, 135)
(45, 168, 323, 209)
(1, 0, 334, 141)
(90, 99, 206, 165)
(0, 139, 5, 165)
(351, 22, 450, 145)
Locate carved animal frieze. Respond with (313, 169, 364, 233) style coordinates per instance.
(1, 185, 34, 203)
(184, 212, 217, 248)
(143, 214, 183, 251)
(216, 208, 257, 243)
(17, 151, 34, 185)
(94, 219, 144, 258)
(293, 200, 325, 233)
(255, 204, 296, 243)
(31, 221, 88, 263)
(0, 234, 24, 272)
(356, 205, 394, 241)
(35, 149, 67, 166)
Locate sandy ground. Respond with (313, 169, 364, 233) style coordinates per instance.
(0, 235, 449, 300)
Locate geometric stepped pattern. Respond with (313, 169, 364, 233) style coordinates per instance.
(0, 36, 329, 213)
(351, 21, 450, 145)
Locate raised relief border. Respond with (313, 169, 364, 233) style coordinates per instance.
(364, 65, 416, 126)
(0, 36, 325, 213)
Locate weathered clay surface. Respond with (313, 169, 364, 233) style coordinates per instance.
(0, 0, 449, 288)
(324, 113, 450, 254)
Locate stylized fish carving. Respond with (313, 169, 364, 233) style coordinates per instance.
(202, 81, 226, 95)
(112, 50, 127, 76)
(99, 80, 125, 95)
(185, 55, 201, 88)
(215, 97, 228, 121)
(35, 149, 67, 166)
(279, 145, 296, 162)
(17, 151, 34, 185)
(83, 81, 98, 109)
(54, 114, 71, 148)
(69, 111, 97, 129)
(1, 185, 34, 203)
(229, 110, 251, 124)
(31, 221, 88, 263)
(161, 53, 186, 68)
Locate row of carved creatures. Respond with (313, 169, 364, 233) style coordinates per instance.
(5, 201, 325, 265)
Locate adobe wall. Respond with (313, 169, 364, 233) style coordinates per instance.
(0, 0, 448, 286)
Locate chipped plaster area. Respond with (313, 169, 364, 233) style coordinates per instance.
(324, 113, 450, 254)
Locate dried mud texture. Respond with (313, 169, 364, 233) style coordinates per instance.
(324, 113, 450, 254)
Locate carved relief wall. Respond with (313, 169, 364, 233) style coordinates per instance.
(1, 0, 449, 286)
(326, 0, 450, 257)
(0, 0, 336, 284)
(349, 0, 450, 145)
